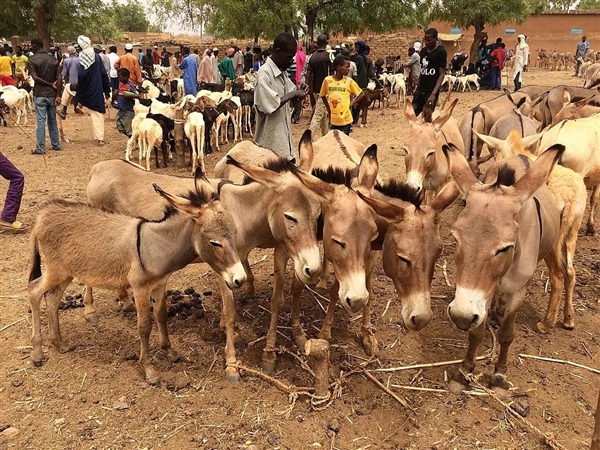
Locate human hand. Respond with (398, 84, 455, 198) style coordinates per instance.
(427, 93, 436, 105)
(293, 89, 307, 99)
(55, 97, 61, 106)
(52, 81, 58, 90)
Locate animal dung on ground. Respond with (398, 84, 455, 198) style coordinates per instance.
(166, 287, 204, 320)
(59, 294, 84, 310)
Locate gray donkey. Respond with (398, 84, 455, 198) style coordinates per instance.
(28, 171, 246, 385)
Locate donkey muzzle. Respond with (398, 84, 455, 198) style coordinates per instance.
(447, 287, 487, 331)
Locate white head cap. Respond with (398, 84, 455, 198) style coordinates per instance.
(413, 41, 422, 51)
(125, 43, 133, 50)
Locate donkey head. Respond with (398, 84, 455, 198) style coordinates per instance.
(357, 180, 458, 331)
(153, 168, 245, 290)
(293, 145, 380, 314)
(403, 98, 459, 193)
(442, 143, 564, 331)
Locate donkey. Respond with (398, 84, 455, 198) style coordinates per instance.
(28, 172, 245, 385)
(475, 130, 586, 333)
(402, 98, 462, 195)
(442, 143, 563, 390)
(86, 136, 322, 381)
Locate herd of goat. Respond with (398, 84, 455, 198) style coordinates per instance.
(18, 55, 600, 403)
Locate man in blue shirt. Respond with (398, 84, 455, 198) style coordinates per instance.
(575, 35, 590, 76)
(179, 46, 198, 96)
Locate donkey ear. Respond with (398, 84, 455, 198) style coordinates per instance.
(474, 131, 504, 156)
(357, 144, 378, 193)
(293, 168, 335, 200)
(561, 87, 571, 106)
(510, 144, 565, 204)
(153, 183, 205, 217)
(404, 98, 418, 124)
(225, 155, 282, 188)
(356, 190, 406, 222)
(442, 143, 480, 196)
(429, 180, 459, 214)
(521, 132, 543, 150)
(297, 129, 314, 171)
(433, 98, 458, 132)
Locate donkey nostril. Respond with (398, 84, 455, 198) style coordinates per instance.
(471, 314, 479, 326)
(410, 315, 418, 326)
(234, 278, 241, 287)
(304, 267, 311, 277)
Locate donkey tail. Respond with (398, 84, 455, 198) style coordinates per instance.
(29, 236, 42, 282)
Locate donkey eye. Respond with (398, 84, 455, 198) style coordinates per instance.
(283, 213, 297, 223)
(401, 147, 408, 155)
(209, 240, 223, 248)
(426, 150, 435, 158)
(332, 238, 346, 249)
(495, 245, 513, 256)
(398, 255, 412, 268)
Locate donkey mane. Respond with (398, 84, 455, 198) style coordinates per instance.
(311, 166, 354, 187)
(375, 179, 423, 208)
(568, 96, 600, 107)
(491, 164, 517, 188)
(242, 158, 298, 185)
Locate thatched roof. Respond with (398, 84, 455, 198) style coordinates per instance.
(438, 33, 462, 42)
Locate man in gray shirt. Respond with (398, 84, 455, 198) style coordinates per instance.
(254, 33, 306, 160)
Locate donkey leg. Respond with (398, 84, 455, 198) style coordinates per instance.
(132, 287, 159, 385)
(46, 279, 75, 354)
(315, 258, 329, 290)
(29, 276, 58, 366)
(538, 251, 564, 333)
(449, 320, 485, 393)
(361, 254, 378, 356)
(152, 279, 179, 363)
(317, 279, 339, 341)
(562, 227, 578, 330)
(587, 185, 599, 235)
(290, 275, 307, 351)
(492, 291, 524, 390)
(118, 287, 135, 312)
(242, 258, 256, 299)
(262, 245, 289, 374)
(83, 285, 99, 325)
(217, 276, 241, 382)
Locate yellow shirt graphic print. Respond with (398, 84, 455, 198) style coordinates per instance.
(320, 76, 362, 126)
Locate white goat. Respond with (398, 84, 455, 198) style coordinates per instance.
(125, 112, 148, 161)
(0, 87, 27, 125)
(184, 112, 206, 175)
(458, 74, 480, 92)
(137, 118, 163, 171)
(391, 74, 406, 107)
(149, 97, 176, 119)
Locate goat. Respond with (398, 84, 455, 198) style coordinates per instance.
(146, 112, 175, 167)
(137, 118, 163, 171)
(356, 88, 387, 127)
(27, 173, 245, 385)
(457, 74, 480, 92)
(238, 90, 254, 137)
(201, 98, 238, 154)
(0, 88, 27, 125)
(184, 111, 206, 175)
(125, 112, 147, 162)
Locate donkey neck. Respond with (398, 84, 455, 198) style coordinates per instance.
(137, 213, 199, 277)
(218, 182, 278, 256)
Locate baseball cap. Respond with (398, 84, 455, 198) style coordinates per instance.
(67, 45, 75, 54)
(154, 45, 158, 48)
(124, 43, 133, 50)
(213, 47, 218, 51)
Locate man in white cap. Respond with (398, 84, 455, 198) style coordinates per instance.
(413, 40, 422, 54)
(513, 34, 529, 91)
(58, 45, 82, 117)
(114, 43, 142, 85)
(152, 45, 160, 65)
(211, 47, 221, 83)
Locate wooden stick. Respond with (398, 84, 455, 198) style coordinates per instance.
(0, 316, 27, 332)
(518, 353, 600, 375)
(305, 339, 331, 409)
(363, 370, 415, 412)
(391, 384, 446, 393)
(372, 354, 490, 373)
(592, 388, 600, 450)
(442, 259, 452, 287)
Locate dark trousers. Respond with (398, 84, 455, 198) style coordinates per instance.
(0, 153, 25, 223)
(331, 124, 351, 135)
(412, 89, 439, 118)
(110, 77, 119, 91)
(491, 66, 501, 90)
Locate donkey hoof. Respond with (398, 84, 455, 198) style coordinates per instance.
(562, 319, 575, 330)
(586, 225, 596, 235)
(31, 357, 44, 367)
(536, 320, 552, 334)
(122, 302, 136, 313)
(490, 374, 510, 391)
(56, 342, 75, 354)
(85, 314, 99, 325)
(145, 368, 160, 386)
(226, 368, 241, 383)
(165, 349, 180, 363)
(262, 354, 277, 375)
(293, 334, 307, 351)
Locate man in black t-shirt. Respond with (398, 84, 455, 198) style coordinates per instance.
(308, 34, 332, 138)
(412, 28, 447, 118)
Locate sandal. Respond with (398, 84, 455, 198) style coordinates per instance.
(0, 220, 24, 231)
(56, 109, 67, 120)
(75, 107, 84, 115)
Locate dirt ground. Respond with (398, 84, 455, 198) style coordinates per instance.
(1, 68, 599, 450)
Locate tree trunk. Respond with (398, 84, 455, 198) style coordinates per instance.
(469, 22, 487, 68)
(32, 0, 56, 50)
(592, 388, 600, 450)
(253, 32, 260, 44)
(305, 8, 317, 43)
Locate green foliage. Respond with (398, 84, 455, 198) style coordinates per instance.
(152, 0, 208, 32)
(111, 0, 150, 32)
(0, 0, 34, 38)
(431, 0, 531, 30)
(578, 0, 600, 9)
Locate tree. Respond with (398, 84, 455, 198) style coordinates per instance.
(0, 0, 34, 39)
(432, 0, 543, 64)
(578, 0, 600, 9)
(111, 0, 150, 32)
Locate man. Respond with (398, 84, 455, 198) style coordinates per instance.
(190, 48, 201, 67)
(11, 46, 28, 83)
(490, 44, 506, 90)
(3, 43, 12, 58)
(179, 46, 198, 96)
(403, 47, 421, 96)
(308, 34, 332, 138)
(0, 48, 13, 86)
(138, 48, 144, 64)
(244, 45, 254, 73)
(141, 48, 154, 76)
(413, 28, 446, 118)
(232, 46, 244, 77)
(107, 45, 119, 91)
(351, 40, 368, 124)
(0, 150, 25, 231)
(152, 45, 161, 65)
(27, 36, 62, 154)
(575, 35, 590, 76)
(218, 48, 236, 82)
(211, 48, 221, 84)
(58, 46, 82, 117)
(513, 34, 529, 91)
(160, 47, 171, 67)
(198, 49, 213, 83)
(95, 45, 111, 76)
(254, 33, 306, 160)
(74, 35, 111, 146)
(114, 43, 142, 85)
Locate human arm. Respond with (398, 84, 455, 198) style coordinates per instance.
(27, 59, 55, 88)
(254, 71, 306, 114)
(319, 79, 330, 117)
(54, 62, 63, 105)
(114, 57, 121, 70)
(349, 81, 363, 108)
(428, 66, 446, 105)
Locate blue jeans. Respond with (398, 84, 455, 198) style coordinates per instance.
(34, 96, 61, 153)
(491, 66, 501, 90)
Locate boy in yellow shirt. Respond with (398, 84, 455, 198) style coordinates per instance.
(11, 46, 29, 82)
(320, 54, 364, 135)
